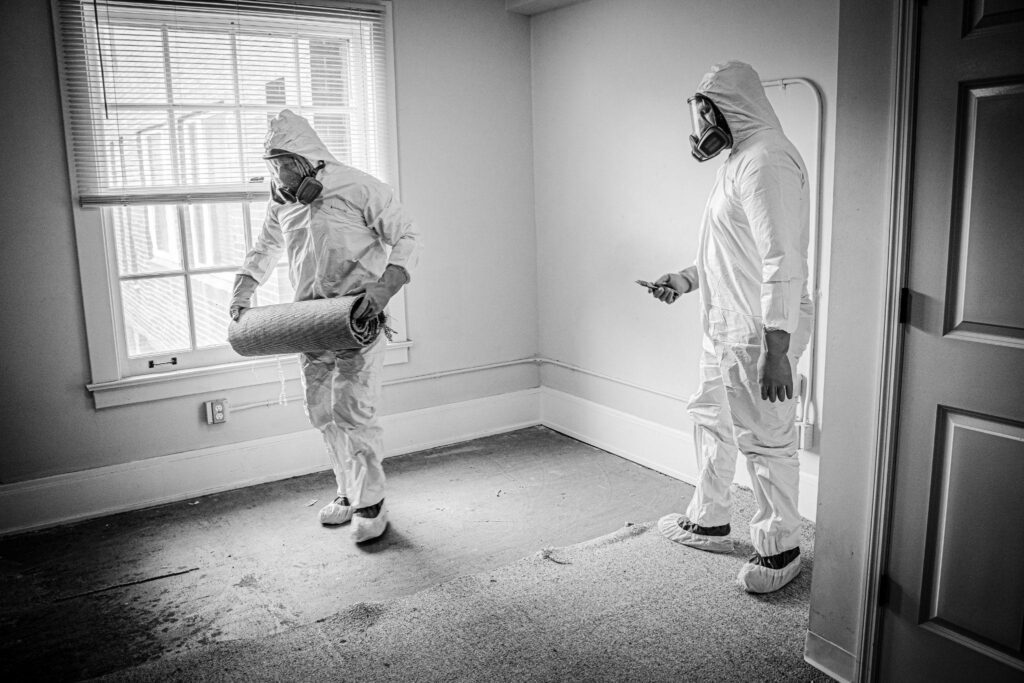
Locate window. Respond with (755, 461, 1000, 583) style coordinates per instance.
(54, 0, 407, 406)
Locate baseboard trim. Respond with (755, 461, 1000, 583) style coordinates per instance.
(382, 388, 541, 457)
(0, 389, 540, 536)
(540, 386, 700, 484)
(539, 387, 819, 522)
(804, 630, 856, 682)
(2, 385, 819, 535)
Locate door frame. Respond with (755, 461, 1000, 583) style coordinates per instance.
(857, 0, 921, 680)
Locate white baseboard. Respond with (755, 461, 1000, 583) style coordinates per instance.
(804, 630, 856, 683)
(540, 387, 701, 484)
(0, 385, 818, 536)
(0, 389, 540, 536)
(382, 388, 541, 457)
(539, 387, 818, 522)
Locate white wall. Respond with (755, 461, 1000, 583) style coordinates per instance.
(0, 0, 537, 484)
(383, 0, 540, 414)
(530, 0, 837, 484)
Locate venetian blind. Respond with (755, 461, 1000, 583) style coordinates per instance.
(54, 0, 390, 206)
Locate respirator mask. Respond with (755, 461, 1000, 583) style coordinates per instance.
(265, 149, 326, 205)
(687, 94, 732, 162)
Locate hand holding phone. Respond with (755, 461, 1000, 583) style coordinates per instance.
(639, 275, 686, 304)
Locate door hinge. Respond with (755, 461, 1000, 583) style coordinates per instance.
(878, 574, 890, 606)
(898, 288, 912, 325)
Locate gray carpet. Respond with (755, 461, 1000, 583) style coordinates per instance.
(97, 486, 827, 682)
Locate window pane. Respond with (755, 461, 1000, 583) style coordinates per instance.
(256, 266, 294, 306)
(191, 272, 234, 349)
(121, 277, 190, 357)
(186, 203, 246, 269)
(177, 110, 244, 185)
(240, 111, 277, 183)
(60, 2, 391, 201)
(237, 34, 299, 107)
(168, 29, 234, 105)
(110, 205, 182, 275)
(99, 111, 177, 190)
(107, 24, 168, 105)
(309, 39, 349, 106)
(312, 114, 351, 164)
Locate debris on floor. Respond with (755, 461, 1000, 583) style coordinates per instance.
(539, 547, 571, 565)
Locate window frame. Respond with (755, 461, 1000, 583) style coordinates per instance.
(54, 0, 409, 409)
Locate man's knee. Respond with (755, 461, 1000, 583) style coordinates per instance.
(306, 404, 334, 430)
(687, 395, 723, 426)
(735, 419, 799, 457)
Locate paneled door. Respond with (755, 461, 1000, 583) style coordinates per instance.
(878, 0, 1024, 680)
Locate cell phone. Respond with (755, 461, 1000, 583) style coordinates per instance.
(636, 279, 658, 291)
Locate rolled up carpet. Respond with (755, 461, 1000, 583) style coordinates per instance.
(228, 295, 384, 356)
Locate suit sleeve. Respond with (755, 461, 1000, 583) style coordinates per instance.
(363, 182, 421, 279)
(239, 202, 284, 284)
(680, 263, 699, 291)
(737, 155, 805, 333)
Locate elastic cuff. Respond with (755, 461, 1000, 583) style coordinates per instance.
(384, 263, 411, 285)
(749, 547, 800, 570)
(678, 272, 693, 293)
(681, 520, 731, 536)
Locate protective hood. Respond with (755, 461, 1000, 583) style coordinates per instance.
(696, 61, 781, 146)
(264, 109, 340, 166)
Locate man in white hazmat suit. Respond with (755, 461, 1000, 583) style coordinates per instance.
(230, 110, 421, 543)
(648, 61, 813, 593)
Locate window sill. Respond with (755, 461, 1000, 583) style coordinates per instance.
(88, 341, 412, 409)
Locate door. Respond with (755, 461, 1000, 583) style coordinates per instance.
(877, 0, 1024, 680)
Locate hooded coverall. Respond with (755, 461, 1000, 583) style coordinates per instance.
(240, 110, 420, 509)
(681, 62, 813, 558)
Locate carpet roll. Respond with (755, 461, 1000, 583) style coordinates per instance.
(228, 296, 384, 356)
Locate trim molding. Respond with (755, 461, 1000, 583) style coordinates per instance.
(0, 389, 540, 536)
(805, 630, 857, 683)
(88, 344, 412, 409)
(505, 0, 590, 16)
(859, 0, 921, 679)
(539, 387, 819, 522)
(2, 383, 820, 535)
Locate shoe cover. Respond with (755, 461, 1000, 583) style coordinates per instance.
(319, 498, 353, 526)
(657, 513, 734, 553)
(352, 501, 388, 543)
(736, 555, 801, 593)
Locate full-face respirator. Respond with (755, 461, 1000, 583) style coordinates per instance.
(265, 149, 326, 205)
(687, 94, 733, 162)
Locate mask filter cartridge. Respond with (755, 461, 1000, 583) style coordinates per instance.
(687, 95, 732, 162)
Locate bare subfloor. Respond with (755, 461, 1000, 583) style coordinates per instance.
(0, 426, 691, 681)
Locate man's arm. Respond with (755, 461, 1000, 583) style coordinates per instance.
(650, 262, 699, 304)
(737, 155, 806, 401)
(363, 183, 421, 276)
(351, 183, 421, 320)
(679, 264, 699, 291)
(230, 204, 283, 320)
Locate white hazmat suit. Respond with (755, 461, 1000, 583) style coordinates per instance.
(239, 110, 420, 541)
(657, 62, 813, 593)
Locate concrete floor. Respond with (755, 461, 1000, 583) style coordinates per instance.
(0, 426, 692, 681)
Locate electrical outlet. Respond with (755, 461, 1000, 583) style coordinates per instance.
(204, 398, 229, 424)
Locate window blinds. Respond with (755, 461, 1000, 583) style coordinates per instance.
(54, 0, 390, 206)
